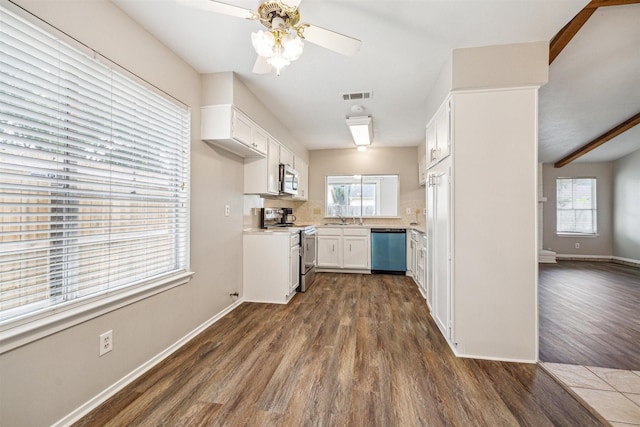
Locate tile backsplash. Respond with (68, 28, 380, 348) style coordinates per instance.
(244, 195, 426, 229)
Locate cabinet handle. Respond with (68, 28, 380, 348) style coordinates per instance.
(332, 244, 335, 252)
(349, 243, 352, 252)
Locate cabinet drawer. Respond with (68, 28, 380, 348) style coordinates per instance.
(318, 227, 342, 236)
(290, 233, 300, 246)
(343, 228, 369, 236)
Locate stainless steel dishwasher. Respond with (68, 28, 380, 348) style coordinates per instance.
(370, 228, 407, 274)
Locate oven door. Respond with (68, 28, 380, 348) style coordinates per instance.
(302, 230, 316, 273)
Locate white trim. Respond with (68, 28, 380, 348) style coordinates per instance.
(555, 254, 613, 261)
(555, 254, 640, 267)
(51, 297, 245, 427)
(612, 256, 640, 267)
(0, 272, 194, 354)
(456, 352, 538, 364)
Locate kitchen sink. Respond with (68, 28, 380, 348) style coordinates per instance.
(323, 222, 364, 226)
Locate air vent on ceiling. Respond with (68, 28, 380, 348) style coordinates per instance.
(342, 91, 373, 101)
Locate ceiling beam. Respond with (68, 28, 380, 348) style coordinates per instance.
(587, 0, 640, 7)
(554, 112, 640, 168)
(549, 7, 597, 64)
(548, 0, 640, 64)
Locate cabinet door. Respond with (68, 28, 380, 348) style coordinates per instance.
(267, 139, 280, 194)
(431, 167, 451, 339)
(343, 236, 369, 269)
(289, 244, 300, 294)
(279, 145, 294, 167)
(231, 109, 253, 147)
(426, 122, 437, 166)
(252, 127, 268, 156)
(435, 100, 451, 162)
(317, 235, 341, 268)
(294, 157, 308, 200)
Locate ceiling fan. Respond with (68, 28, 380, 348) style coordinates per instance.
(177, 0, 362, 75)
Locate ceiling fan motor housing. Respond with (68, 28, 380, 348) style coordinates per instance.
(257, 0, 300, 29)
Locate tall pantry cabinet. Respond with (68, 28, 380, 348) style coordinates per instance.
(426, 88, 539, 362)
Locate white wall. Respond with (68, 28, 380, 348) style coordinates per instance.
(0, 1, 245, 425)
(613, 149, 640, 262)
(542, 162, 614, 256)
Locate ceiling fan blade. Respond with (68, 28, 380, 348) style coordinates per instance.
(175, 0, 254, 20)
(282, 0, 303, 8)
(301, 24, 361, 57)
(253, 55, 272, 74)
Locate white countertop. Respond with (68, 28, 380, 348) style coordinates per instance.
(244, 223, 426, 234)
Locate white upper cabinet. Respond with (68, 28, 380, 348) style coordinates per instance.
(244, 136, 281, 195)
(201, 105, 267, 158)
(279, 145, 295, 167)
(293, 157, 308, 200)
(426, 98, 451, 167)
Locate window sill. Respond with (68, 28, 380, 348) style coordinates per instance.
(0, 271, 194, 355)
(556, 233, 599, 238)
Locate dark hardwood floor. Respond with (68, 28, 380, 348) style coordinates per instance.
(76, 273, 602, 426)
(539, 261, 640, 370)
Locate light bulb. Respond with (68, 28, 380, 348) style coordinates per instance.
(251, 30, 275, 58)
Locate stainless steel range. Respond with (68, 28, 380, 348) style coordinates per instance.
(298, 225, 317, 292)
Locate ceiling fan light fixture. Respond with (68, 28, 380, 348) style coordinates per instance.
(281, 33, 304, 61)
(346, 116, 373, 147)
(251, 30, 275, 57)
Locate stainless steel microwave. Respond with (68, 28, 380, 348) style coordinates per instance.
(279, 164, 298, 196)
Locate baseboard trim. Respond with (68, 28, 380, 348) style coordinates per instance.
(555, 254, 612, 261)
(612, 256, 640, 267)
(53, 298, 245, 427)
(555, 254, 640, 268)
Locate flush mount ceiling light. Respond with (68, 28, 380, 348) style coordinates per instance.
(178, 0, 361, 76)
(346, 116, 373, 148)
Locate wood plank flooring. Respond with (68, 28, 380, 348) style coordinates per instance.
(539, 261, 640, 370)
(75, 273, 603, 426)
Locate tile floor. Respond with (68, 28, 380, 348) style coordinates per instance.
(543, 363, 640, 426)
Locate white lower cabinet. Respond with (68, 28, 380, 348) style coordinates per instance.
(317, 227, 370, 271)
(244, 231, 300, 304)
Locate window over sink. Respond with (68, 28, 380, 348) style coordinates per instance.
(326, 175, 399, 218)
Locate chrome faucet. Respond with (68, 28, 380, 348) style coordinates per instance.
(338, 214, 347, 224)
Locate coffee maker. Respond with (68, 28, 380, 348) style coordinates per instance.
(281, 208, 296, 225)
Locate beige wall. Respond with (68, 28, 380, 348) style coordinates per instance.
(614, 149, 640, 261)
(299, 147, 426, 226)
(0, 1, 245, 425)
(542, 162, 614, 256)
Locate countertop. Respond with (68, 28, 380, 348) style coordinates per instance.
(244, 223, 426, 234)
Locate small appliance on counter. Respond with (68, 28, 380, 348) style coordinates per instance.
(260, 207, 296, 228)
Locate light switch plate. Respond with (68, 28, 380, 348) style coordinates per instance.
(225, 205, 230, 217)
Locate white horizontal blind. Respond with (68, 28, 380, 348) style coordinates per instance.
(0, 6, 190, 324)
(556, 178, 597, 234)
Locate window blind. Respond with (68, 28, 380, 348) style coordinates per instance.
(0, 6, 190, 324)
(556, 178, 597, 234)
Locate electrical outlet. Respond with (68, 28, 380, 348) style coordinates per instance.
(224, 205, 230, 217)
(575, 243, 580, 249)
(406, 208, 412, 215)
(99, 330, 113, 356)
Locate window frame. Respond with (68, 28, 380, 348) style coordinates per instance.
(0, 5, 193, 353)
(555, 177, 598, 236)
(325, 174, 399, 218)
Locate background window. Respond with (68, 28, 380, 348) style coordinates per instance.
(326, 175, 398, 217)
(0, 7, 190, 325)
(556, 178, 597, 234)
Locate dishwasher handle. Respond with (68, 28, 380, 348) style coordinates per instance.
(371, 228, 406, 233)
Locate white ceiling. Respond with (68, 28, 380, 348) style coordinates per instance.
(110, 0, 638, 163)
(539, 4, 640, 164)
